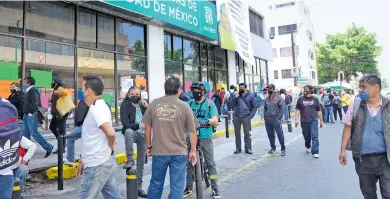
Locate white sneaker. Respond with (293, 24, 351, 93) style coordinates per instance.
(64, 160, 75, 167)
(313, 154, 319, 158)
(306, 148, 311, 153)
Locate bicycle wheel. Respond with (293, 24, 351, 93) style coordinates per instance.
(195, 151, 203, 199)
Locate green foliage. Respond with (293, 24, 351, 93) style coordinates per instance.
(317, 24, 382, 84)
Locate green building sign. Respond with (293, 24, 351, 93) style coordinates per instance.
(103, 0, 218, 40)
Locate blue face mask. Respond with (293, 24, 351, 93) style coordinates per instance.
(359, 91, 370, 101)
(22, 84, 28, 89)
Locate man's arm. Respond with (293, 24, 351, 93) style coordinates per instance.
(295, 109, 301, 123)
(20, 136, 37, 164)
(278, 96, 286, 120)
(100, 123, 116, 150)
(120, 101, 139, 131)
(29, 89, 39, 114)
(145, 124, 152, 149)
(341, 125, 352, 151)
(249, 95, 257, 119)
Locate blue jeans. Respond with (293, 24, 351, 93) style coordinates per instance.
(265, 119, 286, 151)
(283, 105, 289, 121)
(0, 175, 13, 199)
(23, 114, 52, 151)
(67, 126, 82, 162)
(13, 165, 29, 199)
(301, 120, 319, 154)
(148, 155, 187, 199)
(324, 106, 335, 123)
(77, 156, 120, 199)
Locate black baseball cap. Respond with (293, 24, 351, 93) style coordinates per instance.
(267, 84, 276, 89)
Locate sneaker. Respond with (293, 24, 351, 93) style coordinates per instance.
(64, 160, 75, 167)
(306, 148, 311, 153)
(281, 151, 286, 156)
(184, 188, 193, 197)
(212, 188, 221, 199)
(313, 154, 320, 158)
(138, 190, 147, 198)
(268, 149, 276, 154)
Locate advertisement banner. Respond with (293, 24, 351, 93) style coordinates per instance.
(217, 0, 255, 65)
(102, 0, 218, 40)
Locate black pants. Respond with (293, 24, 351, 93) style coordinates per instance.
(354, 154, 390, 199)
(333, 105, 342, 121)
(49, 113, 68, 147)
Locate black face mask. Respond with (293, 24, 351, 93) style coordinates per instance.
(268, 90, 274, 95)
(130, 96, 141, 104)
(239, 89, 245, 94)
(10, 89, 16, 94)
(304, 91, 310, 96)
(192, 91, 203, 101)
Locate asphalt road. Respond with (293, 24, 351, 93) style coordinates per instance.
(26, 121, 368, 199)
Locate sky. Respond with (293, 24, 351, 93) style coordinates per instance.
(304, 0, 390, 79)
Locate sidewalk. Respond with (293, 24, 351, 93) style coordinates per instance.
(29, 114, 263, 172)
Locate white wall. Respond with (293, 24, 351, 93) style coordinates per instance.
(147, 25, 165, 101)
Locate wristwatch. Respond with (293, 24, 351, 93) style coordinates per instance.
(147, 146, 152, 150)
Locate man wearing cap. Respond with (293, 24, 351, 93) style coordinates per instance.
(264, 84, 286, 156)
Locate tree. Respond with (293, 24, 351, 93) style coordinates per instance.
(317, 24, 382, 84)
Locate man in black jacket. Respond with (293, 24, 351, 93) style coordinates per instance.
(8, 82, 25, 120)
(120, 86, 149, 198)
(22, 77, 53, 158)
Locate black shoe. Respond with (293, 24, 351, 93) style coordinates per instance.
(45, 146, 53, 158)
(281, 150, 286, 156)
(138, 190, 147, 198)
(184, 188, 193, 197)
(245, 149, 253, 154)
(234, 149, 242, 154)
(212, 188, 221, 199)
(268, 149, 276, 154)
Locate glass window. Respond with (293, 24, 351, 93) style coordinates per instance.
(200, 43, 207, 66)
(272, 48, 277, 58)
(78, 9, 96, 48)
(207, 69, 215, 99)
(254, 75, 261, 91)
(261, 76, 268, 86)
(278, 24, 297, 35)
(215, 47, 227, 69)
(249, 10, 264, 38)
(26, 2, 75, 44)
(276, 2, 295, 9)
(97, 14, 114, 51)
(255, 59, 261, 75)
(312, 71, 316, 79)
(201, 67, 208, 82)
(117, 19, 145, 56)
(244, 62, 253, 74)
(208, 45, 215, 67)
(183, 39, 199, 65)
(164, 34, 172, 60)
(184, 64, 199, 92)
(0, 35, 22, 98)
(281, 69, 292, 79)
(173, 36, 183, 62)
(165, 60, 182, 80)
(215, 69, 228, 92)
(274, 70, 279, 79)
(0, 2, 23, 35)
(280, 47, 292, 57)
(260, 60, 267, 76)
(245, 75, 254, 92)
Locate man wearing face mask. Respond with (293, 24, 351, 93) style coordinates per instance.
(8, 82, 25, 120)
(184, 82, 221, 198)
(264, 84, 286, 156)
(295, 85, 324, 158)
(120, 86, 149, 198)
(231, 83, 257, 154)
(339, 75, 390, 199)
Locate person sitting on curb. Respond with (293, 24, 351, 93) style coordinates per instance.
(120, 86, 149, 198)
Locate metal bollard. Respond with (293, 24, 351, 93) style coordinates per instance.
(58, 135, 64, 190)
(12, 178, 21, 199)
(287, 120, 293, 133)
(225, 116, 229, 138)
(126, 168, 138, 199)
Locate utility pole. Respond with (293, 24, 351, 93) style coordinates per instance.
(291, 31, 297, 86)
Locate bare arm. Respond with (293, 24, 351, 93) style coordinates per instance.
(317, 111, 323, 124)
(189, 131, 197, 153)
(295, 109, 301, 122)
(99, 122, 116, 150)
(341, 125, 352, 151)
(145, 124, 152, 148)
(209, 115, 218, 124)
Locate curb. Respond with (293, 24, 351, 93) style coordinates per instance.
(45, 113, 295, 180)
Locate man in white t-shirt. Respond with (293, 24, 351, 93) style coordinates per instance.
(76, 75, 120, 199)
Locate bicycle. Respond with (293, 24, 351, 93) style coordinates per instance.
(192, 124, 216, 199)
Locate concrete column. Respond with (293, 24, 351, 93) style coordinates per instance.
(227, 50, 237, 87)
(147, 25, 165, 101)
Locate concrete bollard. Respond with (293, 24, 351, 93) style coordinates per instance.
(126, 168, 138, 199)
(12, 178, 21, 199)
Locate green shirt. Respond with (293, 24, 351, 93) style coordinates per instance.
(187, 99, 218, 139)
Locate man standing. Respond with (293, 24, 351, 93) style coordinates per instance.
(321, 89, 335, 124)
(212, 89, 222, 122)
(231, 83, 257, 154)
(76, 75, 120, 199)
(224, 85, 236, 122)
(22, 77, 53, 158)
(339, 75, 390, 199)
(121, 86, 149, 198)
(264, 84, 286, 156)
(8, 82, 25, 120)
(142, 77, 197, 199)
(295, 85, 324, 158)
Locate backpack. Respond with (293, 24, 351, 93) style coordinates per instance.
(284, 94, 292, 105)
(0, 97, 22, 170)
(226, 91, 235, 111)
(322, 93, 331, 106)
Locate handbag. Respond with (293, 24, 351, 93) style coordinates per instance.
(56, 88, 76, 116)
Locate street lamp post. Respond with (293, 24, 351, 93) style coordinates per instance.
(15, 19, 21, 62)
(291, 31, 297, 86)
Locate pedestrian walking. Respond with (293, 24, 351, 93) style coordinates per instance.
(121, 86, 149, 198)
(321, 89, 335, 124)
(341, 90, 352, 113)
(295, 85, 324, 158)
(8, 82, 25, 120)
(280, 89, 291, 122)
(184, 82, 221, 198)
(264, 84, 286, 156)
(22, 77, 53, 158)
(231, 83, 257, 154)
(339, 74, 390, 199)
(333, 91, 343, 122)
(49, 77, 69, 154)
(212, 89, 222, 122)
(142, 77, 197, 199)
(76, 75, 120, 199)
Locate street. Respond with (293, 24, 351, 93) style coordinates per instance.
(25, 121, 367, 199)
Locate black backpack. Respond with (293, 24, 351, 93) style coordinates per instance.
(285, 94, 292, 105)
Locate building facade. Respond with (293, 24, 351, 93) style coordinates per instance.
(0, 1, 271, 125)
(267, 1, 317, 89)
